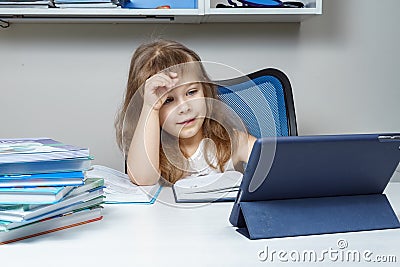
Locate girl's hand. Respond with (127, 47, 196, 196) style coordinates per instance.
(143, 72, 179, 111)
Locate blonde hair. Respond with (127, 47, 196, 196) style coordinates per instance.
(115, 39, 235, 184)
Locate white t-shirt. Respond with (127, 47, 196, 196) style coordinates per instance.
(186, 139, 235, 177)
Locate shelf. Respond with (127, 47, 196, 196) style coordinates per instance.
(204, 0, 322, 23)
(0, 7, 203, 24)
(0, 1, 322, 24)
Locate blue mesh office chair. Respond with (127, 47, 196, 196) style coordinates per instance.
(216, 68, 297, 138)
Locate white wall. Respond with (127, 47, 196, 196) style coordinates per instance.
(1, 0, 399, 172)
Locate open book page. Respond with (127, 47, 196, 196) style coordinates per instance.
(173, 171, 243, 203)
(85, 165, 161, 204)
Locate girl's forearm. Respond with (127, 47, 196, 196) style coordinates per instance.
(126, 105, 160, 185)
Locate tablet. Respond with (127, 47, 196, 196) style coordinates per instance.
(236, 133, 400, 202)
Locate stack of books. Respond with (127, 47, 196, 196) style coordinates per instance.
(0, 138, 104, 245)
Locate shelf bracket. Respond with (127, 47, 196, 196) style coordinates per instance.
(0, 19, 10, 28)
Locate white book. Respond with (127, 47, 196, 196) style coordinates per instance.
(54, 0, 113, 3)
(0, 138, 89, 164)
(172, 171, 243, 203)
(56, 3, 118, 8)
(0, 1, 49, 5)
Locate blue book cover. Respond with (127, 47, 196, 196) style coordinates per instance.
(0, 187, 104, 230)
(0, 171, 85, 187)
(0, 156, 93, 176)
(0, 138, 89, 164)
(0, 185, 74, 205)
(0, 178, 105, 222)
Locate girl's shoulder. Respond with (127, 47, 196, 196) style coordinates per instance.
(232, 130, 257, 164)
(233, 129, 257, 144)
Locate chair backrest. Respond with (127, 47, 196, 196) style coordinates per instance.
(216, 68, 297, 138)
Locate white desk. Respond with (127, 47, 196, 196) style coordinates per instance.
(2, 183, 400, 267)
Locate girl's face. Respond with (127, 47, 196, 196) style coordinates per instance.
(159, 81, 207, 140)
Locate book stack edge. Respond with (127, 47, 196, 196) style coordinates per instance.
(0, 137, 104, 244)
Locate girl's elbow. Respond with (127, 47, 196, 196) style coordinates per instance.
(127, 171, 159, 186)
(126, 162, 160, 185)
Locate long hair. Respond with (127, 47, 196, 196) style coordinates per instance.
(115, 40, 235, 184)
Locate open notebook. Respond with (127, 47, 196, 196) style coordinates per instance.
(172, 171, 243, 203)
(85, 165, 162, 204)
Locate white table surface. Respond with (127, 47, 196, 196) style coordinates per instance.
(1, 182, 400, 267)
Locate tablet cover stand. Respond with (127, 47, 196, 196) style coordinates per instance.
(232, 193, 400, 239)
(229, 134, 400, 240)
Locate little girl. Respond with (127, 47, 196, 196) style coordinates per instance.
(115, 39, 256, 185)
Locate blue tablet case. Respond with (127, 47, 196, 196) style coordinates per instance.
(229, 134, 400, 239)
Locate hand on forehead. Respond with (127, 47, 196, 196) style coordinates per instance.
(163, 62, 205, 87)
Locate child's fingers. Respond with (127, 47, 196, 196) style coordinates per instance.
(153, 73, 178, 89)
(162, 72, 179, 88)
(168, 72, 178, 78)
(144, 72, 179, 108)
(146, 76, 171, 92)
(170, 77, 179, 87)
(156, 72, 178, 86)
